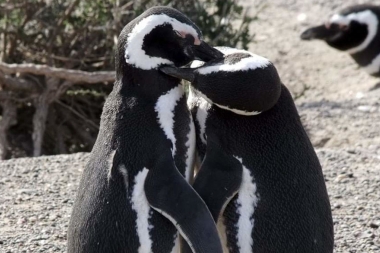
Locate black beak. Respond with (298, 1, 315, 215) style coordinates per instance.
(160, 66, 195, 82)
(300, 25, 339, 40)
(191, 41, 224, 62)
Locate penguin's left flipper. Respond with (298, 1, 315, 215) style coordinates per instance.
(144, 150, 223, 253)
(192, 137, 243, 222)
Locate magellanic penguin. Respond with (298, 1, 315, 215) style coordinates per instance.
(301, 4, 380, 77)
(68, 7, 224, 253)
(160, 47, 334, 253)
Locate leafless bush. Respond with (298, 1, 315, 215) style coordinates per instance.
(0, 0, 255, 159)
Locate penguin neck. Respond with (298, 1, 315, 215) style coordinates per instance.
(117, 64, 182, 100)
(350, 35, 380, 62)
(349, 36, 380, 76)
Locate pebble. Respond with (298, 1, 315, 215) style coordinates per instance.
(0, 146, 378, 252)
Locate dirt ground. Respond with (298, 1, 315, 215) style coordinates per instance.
(243, 0, 380, 148)
(245, 0, 379, 100)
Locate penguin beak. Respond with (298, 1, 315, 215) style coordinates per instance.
(160, 66, 195, 82)
(300, 25, 341, 40)
(190, 41, 224, 62)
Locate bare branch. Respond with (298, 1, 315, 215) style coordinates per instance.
(0, 62, 115, 84)
(0, 91, 39, 102)
(57, 0, 81, 28)
(0, 73, 38, 92)
(47, 0, 81, 64)
(56, 100, 100, 130)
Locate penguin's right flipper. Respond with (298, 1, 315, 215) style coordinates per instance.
(144, 150, 223, 253)
(192, 136, 243, 221)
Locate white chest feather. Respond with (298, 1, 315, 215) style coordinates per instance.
(170, 234, 180, 253)
(234, 157, 259, 253)
(106, 150, 116, 182)
(131, 169, 180, 253)
(363, 53, 380, 74)
(131, 168, 153, 253)
(155, 85, 184, 157)
(193, 95, 211, 145)
(215, 158, 259, 253)
(185, 117, 196, 182)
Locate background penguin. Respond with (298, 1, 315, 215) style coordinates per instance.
(161, 47, 334, 252)
(67, 7, 224, 253)
(301, 4, 380, 77)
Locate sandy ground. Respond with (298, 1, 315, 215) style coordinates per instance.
(242, 0, 380, 146)
(1, 0, 380, 252)
(245, 0, 380, 102)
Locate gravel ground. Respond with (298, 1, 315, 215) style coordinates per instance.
(299, 89, 380, 149)
(0, 154, 87, 253)
(2, 0, 380, 252)
(1, 147, 379, 252)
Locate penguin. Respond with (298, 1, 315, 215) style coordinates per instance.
(160, 47, 334, 252)
(67, 6, 224, 253)
(301, 4, 380, 77)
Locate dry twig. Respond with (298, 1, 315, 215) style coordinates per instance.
(0, 62, 115, 84)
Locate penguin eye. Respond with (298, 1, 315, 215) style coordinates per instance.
(339, 24, 349, 31)
(174, 30, 184, 38)
(174, 30, 201, 45)
(327, 22, 349, 31)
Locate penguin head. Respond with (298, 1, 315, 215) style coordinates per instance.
(301, 5, 380, 54)
(160, 47, 282, 115)
(115, 6, 223, 77)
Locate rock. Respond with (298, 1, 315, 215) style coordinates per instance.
(369, 222, 380, 229)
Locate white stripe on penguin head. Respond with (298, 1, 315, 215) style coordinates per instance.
(191, 47, 266, 115)
(197, 89, 261, 116)
(125, 14, 200, 70)
(329, 10, 378, 54)
(196, 52, 271, 75)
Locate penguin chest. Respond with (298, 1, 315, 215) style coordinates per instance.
(130, 169, 153, 252)
(128, 168, 180, 253)
(155, 85, 195, 180)
(218, 160, 259, 253)
(362, 52, 380, 76)
(188, 93, 211, 160)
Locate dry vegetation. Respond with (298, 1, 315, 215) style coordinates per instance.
(0, 0, 254, 159)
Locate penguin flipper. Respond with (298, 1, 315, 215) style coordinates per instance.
(193, 138, 243, 221)
(180, 139, 243, 253)
(144, 152, 223, 253)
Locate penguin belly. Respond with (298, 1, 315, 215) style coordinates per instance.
(67, 93, 188, 253)
(190, 86, 334, 253)
(68, 85, 222, 253)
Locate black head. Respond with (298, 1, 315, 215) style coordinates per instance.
(115, 6, 223, 77)
(301, 5, 380, 53)
(161, 47, 282, 115)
